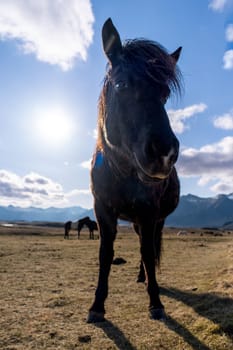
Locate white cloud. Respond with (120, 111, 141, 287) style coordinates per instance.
(223, 49, 233, 69)
(226, 24, 233, 42)
(177, 137, 233, 194)
(210, 181, 233, 193)
(65, 188, 92, 208)
(92, 128, 98, 139)
(0, 170, 62, 207)
(88, 128, 97, 139)
(80, 158, 92, 169)
(214, 111, 233, 129)
(0, 169, 92, 208)
(223, 23, 233, 71)
(223, 23, 233, 70)
(168, 103, 207, 134)
(66, 188, 91, 197)
(209, 0, 229, 11)
(0, 0, 94, 71)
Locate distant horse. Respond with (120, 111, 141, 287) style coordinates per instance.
(64, 220, 72, 239)
(77, 216, 98, 240)
(87, 19, 182, 323)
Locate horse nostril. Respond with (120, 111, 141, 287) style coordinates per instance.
(168, 138, 179, 165)
(165, 148, 178, 167)
(144, 138, 179, 167)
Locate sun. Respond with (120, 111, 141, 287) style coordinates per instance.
(34, 106, 74, 147)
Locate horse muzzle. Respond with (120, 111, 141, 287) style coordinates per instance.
(133, 150, 176, 182)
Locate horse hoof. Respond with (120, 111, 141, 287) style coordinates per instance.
(86, 311, 105, 323)
(150, 308, 166, 321)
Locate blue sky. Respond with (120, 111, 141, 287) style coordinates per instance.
(0, 0, 233, 209)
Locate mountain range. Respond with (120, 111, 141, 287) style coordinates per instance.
(166, 193, 233, 228)
(0, 193, 233, 228)
(0, 205, 90, 223)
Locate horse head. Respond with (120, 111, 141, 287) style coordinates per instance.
(98, 18, 181, 182)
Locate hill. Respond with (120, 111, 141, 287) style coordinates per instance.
(0, 205, 88, 223)
(0, 193, 233, 228)
(167, 193, 233, 228)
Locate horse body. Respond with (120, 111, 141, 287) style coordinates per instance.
(64, 217, 98, 239)
(64, 220, 72, 239)
(77, 216, 98, 240)
(88, 18, 182, 323)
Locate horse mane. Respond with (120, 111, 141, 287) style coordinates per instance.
(97, 39, 182, 151)
(119, 39, 181, 93)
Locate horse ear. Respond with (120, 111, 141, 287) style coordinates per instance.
(170, 46, 182, 64)
(102, 18, 122, 64)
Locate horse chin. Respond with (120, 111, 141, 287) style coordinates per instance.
(137, 169, 168, 183)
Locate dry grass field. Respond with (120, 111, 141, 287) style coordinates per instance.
(0, 224, 233, 350)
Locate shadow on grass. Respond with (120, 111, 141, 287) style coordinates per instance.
(164, 316, 212, 350)
(161, 287, 233, 344)
(94, 314, 212, 350)
(93, 288, 233, 350)
(95, 319, 137, 350)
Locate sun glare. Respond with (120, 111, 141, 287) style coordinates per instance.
(34, 106, 74, 147)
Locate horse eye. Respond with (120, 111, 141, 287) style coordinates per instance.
(114, 81, 128, 91)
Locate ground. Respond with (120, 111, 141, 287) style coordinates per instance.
(0, 225, 233, 350)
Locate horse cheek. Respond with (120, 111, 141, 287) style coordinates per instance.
(105, 115, 121, 146)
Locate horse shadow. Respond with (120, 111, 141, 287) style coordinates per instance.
(94, 287, 233, 350)
(161, 287, 233, 341)
(95, 319, 137, 350)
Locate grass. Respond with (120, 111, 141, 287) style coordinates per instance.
(0, 225, 232, 349)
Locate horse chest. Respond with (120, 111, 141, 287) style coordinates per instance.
(92, 162, 166, 221)
(118, 180, 166, 221)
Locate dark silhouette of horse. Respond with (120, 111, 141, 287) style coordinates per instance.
(77, 216, 98, 240)
(64, 217, 98, 239)
(87, 18, 182, 323)
(64, 220, 72, 239)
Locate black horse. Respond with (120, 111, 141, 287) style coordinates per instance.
(64, 220, 72, 239)
(87, 18, 182, 323)
(77, 216, 98, 240)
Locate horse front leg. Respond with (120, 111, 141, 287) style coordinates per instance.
(140, 224, 165, 320)
(134, 224, 146, 282)
(87, 203, 117, 323)
(90, 230, 94, 240)
(137, 259, 146, 283)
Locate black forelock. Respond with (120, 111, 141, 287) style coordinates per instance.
(105, 38, 182, 95)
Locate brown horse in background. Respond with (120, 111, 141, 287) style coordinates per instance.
(64, 217, 98, 239)
(77, 216, 98, 240)
(64, 220, 72, 239)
